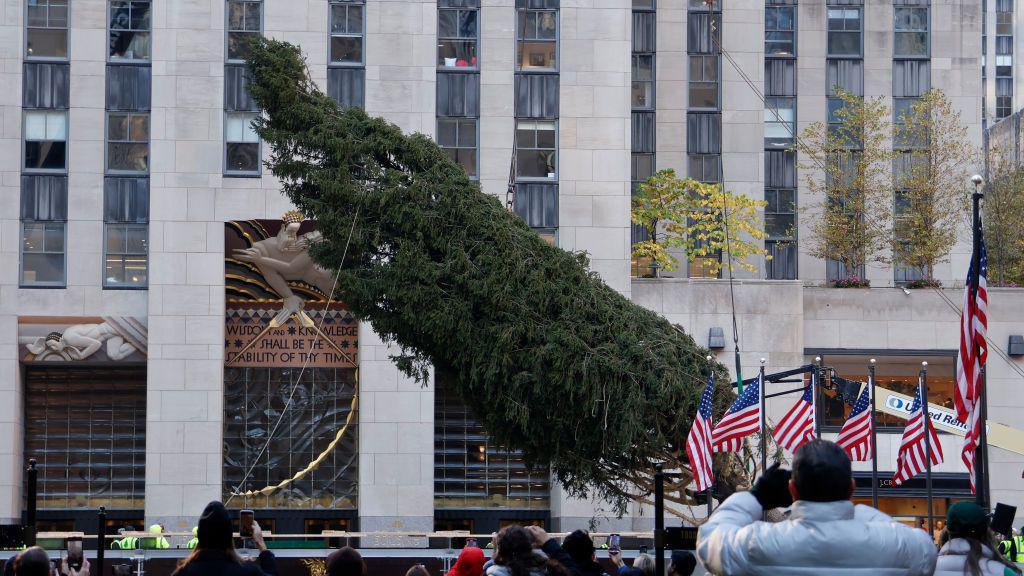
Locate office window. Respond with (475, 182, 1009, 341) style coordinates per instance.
(23, 63, 70, 109)
(330, 0, 364, 64)
(827, 97, 861, 147)
(24, 110, 67, 171)
(106, 64, 151, 111)
(892, 59, 929, 98)
(513, 182, 558, 230)
(688, 0, 720, 10)
(997, 78, 1012, 118)
(687, 113, 721, 154)
(438, 118, 478, 177)
(26, 0, 68, 59)
(996, 35, 1013, 55)
(631, 153, 655, 187)
(765, 59, 796, 97)
(765, 189, 796, 280)
(438, 7, 478, 68)
(827, 8, 862, 57)
(632, 112, 655, 153)
(996, 11, 1012, 36)
(517, 10, 557, 69)
(688, 154, 720, 183)
(104, 224, 148, 287)
(328, 68, 365, 108)
(515, 120, 556, 179)
(226, 0, 261, 62)
(687, 13, 720, 54)
(109, 0, 151, 61)
(765, 97, 795, 144)
(894, 7, 928, 58)
(22, 222, 65, 286)
(996, 54, 1012, 77)
(765, 6, 795, 56)
(514, 74, 556, 118)
(107, 112, 149, 173)
(633, 12, 655, 53)
(893, 98, 922, 149)
(765, 150, 796, 189)
(632, 54, 654, 109)
(689, 55, 719, 109)
(827, 58, 863, 96)
(225, 112, 260, 174)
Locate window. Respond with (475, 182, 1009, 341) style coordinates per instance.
(226, 0, 261, 62)
(438, 118, 478, 177)
(225, 112, 260, 174)
(765, 189, 797, 280)
(328, 68, 365, 108)
(827, 8, 862, 57)
(632, 111, 654, 153)
(687, 12, 720, 54)
(631, 153, 654, 187)
(26, 0, 68, 59)
(688, 0, 720, 10)
(688, 154, 720, 183)
(107, 112, 149, 173)
(687, 113, 721, 154)
(330, 0, 364, 64)
(515, 120, 556, 178)
(827, 97, 861, 147)
(22, 221, 65, 285)
(632, 54, 654, 109)
(24, 110, 67, 171)
(104, 224, 148, 286)
(894, 7, 928, 58)
(996, 54, 1012, 77)
(514, 74, 556, 118)
(517, 10, 557, 70)
(765, 97, 795, 144)
(434, 374, 550, 509)
(765, 6, 795, 56)
(893, 98, 923, 149)
(109, 0, 151, 61)
(688, 55, 719, 109)
(438, 8, 477, 68)
(996, 78, 1012, 119)
(24, 366, 147, 508)
(996, 11, 1012, 36)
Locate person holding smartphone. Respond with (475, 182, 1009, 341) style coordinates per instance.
(171, 501, 277, 576)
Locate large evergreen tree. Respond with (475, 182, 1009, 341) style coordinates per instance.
(244, 38, 743, 517)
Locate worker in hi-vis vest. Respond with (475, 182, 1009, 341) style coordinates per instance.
(998, 529, 1024, 563)
(110, 528, 138, 550)
(186, 527, 199, 550)
(139, 524, 170, 550)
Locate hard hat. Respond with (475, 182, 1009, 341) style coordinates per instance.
(149, 524, 163, 534)
(192, 527, 198, 536)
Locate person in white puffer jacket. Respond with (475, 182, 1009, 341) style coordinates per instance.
(933, 501, 1022, 576)
(697, 439, 938, 576)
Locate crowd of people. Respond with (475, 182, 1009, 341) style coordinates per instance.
(3, 440, 1020, 576)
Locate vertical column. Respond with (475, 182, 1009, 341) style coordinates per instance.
(358, 0, 437, 538)
(146, 0, 227, 528)
(629, 0, 656, 278)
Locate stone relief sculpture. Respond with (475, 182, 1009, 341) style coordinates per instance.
(22, 317, 148, 361)
(232, 210, 334, 326)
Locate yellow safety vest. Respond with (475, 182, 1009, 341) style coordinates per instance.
(140, 536, 170, 550)
(999, 536, 1024, 562)
(111, 536, 138, 550)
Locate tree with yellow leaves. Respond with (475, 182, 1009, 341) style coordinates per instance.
(797, 89, 893, 282)
(631, 169, 768, 277)
(891, 89, 973, 284)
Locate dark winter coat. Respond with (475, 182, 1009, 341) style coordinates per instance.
(171, 550, 278, 576)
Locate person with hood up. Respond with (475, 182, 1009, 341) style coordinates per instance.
(446, 545, 487, 576)
(560, 530, 609, 576)
(171, 502, 277, 576)
(485, 525, 575, 576)
(933, 502, 1022, 576)
(697, 439, 937, 575)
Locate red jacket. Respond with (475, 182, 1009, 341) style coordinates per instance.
(446, 547, 486, 576)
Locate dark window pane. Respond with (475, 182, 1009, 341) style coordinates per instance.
(27, 28, 68, 59)
(228, 31, 258, 61)
(828, 31, 860, 56)
(517, 150, 555, 178)
(458, 119, 477, 146)
(437, 119, 458, 146)
(331, 36, 363, 64)
(107, 143, 149, 172)
(895, 32, 928, 57)
(25, 141, 66, 170)
(226, 142, 260, 172)
(689, 82, 718, 109)
(632, 81, 653, 108)
(23, 253, 64, 284)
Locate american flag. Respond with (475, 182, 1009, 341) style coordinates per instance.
(685, 374, 715, 491)
(957, 234, 988, 493)
(711, 373, 761, 453)
(772, 385, 815, 453)
(836, 384, 872, 461)
(893, 380, 944, 486)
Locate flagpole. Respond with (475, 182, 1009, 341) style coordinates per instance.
(970, 177, 990, 511)
(921, 362, 934, 538)
(869, 358, 878, 510)
(759, 359, 767, 476)
(706, 354, 715, 517)
(812, 357, 821, 438)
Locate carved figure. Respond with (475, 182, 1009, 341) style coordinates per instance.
(26, 323, 138, 361)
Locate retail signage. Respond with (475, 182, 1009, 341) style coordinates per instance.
(224, 214, 358, 368)
(881, 392, 968, 434)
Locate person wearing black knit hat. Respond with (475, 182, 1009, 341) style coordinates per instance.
(172, 502, 278, 576)
(325, 546, 367, 576)
(561, 530, 609, 576)
(934, 501, 1022, 576)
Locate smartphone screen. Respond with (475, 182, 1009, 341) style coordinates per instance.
(67, 537, 83, 570)
(609, 534, 621, 552)
(239, 510, 255, 538)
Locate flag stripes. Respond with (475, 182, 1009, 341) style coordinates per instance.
(772, 385, 815, 453)
(711, 373, 761, 453)
(685, 374, 716, 492)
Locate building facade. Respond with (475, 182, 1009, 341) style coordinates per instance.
(2, 0, 1020, 538)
